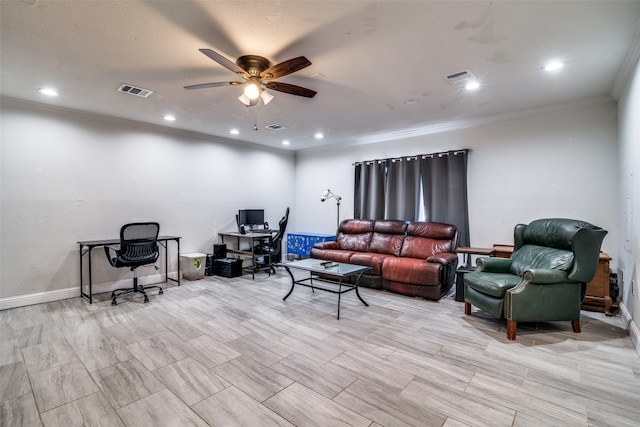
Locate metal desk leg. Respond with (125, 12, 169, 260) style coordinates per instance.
(88, 247, 93, 304)
(176, 238, 180, 286)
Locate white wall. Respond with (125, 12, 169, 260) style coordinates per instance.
(295, 100, 619, 263)
(0, 99, 295, 304)
(617, 52, 640, 350)
(0, 97, 622, 311)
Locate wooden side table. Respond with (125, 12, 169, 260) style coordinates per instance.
(454, 247, 496, 302)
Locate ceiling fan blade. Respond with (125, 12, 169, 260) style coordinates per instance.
(265, 81, 317, 98)
(260, 56, 311, 79)
(199, 48, 246, 75)
(184, 81, 243, 90)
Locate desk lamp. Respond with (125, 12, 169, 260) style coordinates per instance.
(320, 189, 342, 228)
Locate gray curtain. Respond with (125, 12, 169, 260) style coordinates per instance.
(354, 161, 386, 220)
(420, 150, 470, 246)
(385, 157, 420, 221)
(354, 149, 470, 246)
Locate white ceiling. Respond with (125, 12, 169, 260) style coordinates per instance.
(2, 1, 640, 151)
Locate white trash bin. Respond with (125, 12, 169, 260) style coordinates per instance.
(180, 253, 207, 280)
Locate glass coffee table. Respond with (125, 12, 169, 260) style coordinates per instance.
(279, 258, 371, 319)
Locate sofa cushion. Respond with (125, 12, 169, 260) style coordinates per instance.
(309, 247, 354, 263)
(369, 220, 407, 256)
(335, 219, 374, 252)
(349, 252, 390, 275)
(509, 244, 574, 277)
(399, 221, 457, 259)
(381, 257, 441, 285)
(464, 272, 521, 298)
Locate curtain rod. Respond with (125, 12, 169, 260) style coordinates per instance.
(352, 149, 471, 166)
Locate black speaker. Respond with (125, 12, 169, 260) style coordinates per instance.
(214, 244, 227, 258)
(205, 253, 215, 276)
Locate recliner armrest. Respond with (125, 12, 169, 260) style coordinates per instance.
(426, 252, 457, 265)
(522, 268, 569, 284)
(476, 257, 512, 273)
(313, 241, 340, 250)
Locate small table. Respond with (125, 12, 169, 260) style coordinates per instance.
(279, 259, 371, 319)
(218, 231, 273, 279)
(454, 247, 496, 302)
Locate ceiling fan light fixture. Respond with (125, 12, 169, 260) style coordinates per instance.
(238, 93, 251, 106)
(260, 89, 274, 105)
(244, 83, 260, 100)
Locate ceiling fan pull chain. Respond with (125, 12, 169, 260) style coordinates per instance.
(253, 106, 258, 131)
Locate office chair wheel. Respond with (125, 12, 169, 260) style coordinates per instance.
(159, 289, 163, 295)
(111, 299, 117, 306)
(143, 296, 149, 303)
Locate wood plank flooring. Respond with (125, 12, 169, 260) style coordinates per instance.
(1, 270, 640, 426)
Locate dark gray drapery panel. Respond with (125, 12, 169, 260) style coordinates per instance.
(385, 157, 420, 221)
(354, 149, 470, 246)
(420, 150, 470, 246)
(354, 161, 386, 220)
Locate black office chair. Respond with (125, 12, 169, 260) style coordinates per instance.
(254, 207, 289, 272)
(104, 222, 163, 305)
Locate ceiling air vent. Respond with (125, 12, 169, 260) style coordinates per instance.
(443, 70, 477, 86)
(265, 124, 288, 131)
(117, 83, 153, 98)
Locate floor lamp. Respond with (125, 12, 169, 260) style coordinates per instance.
(320, 189, 341, 229)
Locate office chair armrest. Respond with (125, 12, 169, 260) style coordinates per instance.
(103, 245, 119, 267)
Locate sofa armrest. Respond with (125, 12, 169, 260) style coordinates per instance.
(476, 257, 512, 273)
(427, 252, 458, 294)
(313, 241, 340, 250)
(426, 252, 457, 265)
(522, 268, 569, 284)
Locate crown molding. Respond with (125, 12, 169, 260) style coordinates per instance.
(0, 96, 288, 156)
(330, 95, 615, 149)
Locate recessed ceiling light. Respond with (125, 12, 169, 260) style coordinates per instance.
(465, 81, 480, 91)
(314, 132, 324, 139)
(163, 114, 176, 121)
(39, 88, 59, 97)
(404, 98, 418, 105)
(544, 60, 563, 72)
(230, 129, 239, 135)
(282, 140, 290, 146)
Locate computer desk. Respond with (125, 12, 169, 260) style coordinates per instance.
(78, 236, 181, 304)
(218, 231, 273, 279)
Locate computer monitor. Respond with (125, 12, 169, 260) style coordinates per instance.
(238, 209, 265, 229)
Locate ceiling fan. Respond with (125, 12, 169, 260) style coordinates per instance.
(184, 49, 317, 107)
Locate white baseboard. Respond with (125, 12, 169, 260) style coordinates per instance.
(618, 300, 640, 357)
(0, 272, 179, 311)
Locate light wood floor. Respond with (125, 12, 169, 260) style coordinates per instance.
(2, 269, 640, 427)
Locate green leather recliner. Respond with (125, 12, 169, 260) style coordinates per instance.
(464, 218, 607, 340)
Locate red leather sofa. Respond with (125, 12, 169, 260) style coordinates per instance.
(310, 219, 459, 300)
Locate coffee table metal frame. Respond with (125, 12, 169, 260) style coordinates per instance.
(279, 258, 371, 319)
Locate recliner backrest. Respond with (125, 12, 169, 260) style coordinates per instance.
(336, 219, 374, 251)
(509, 245, 574, 277)
(512, 218, 607, 283)
(400, 221, 458, 258)
(369, 220, 407, 255)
